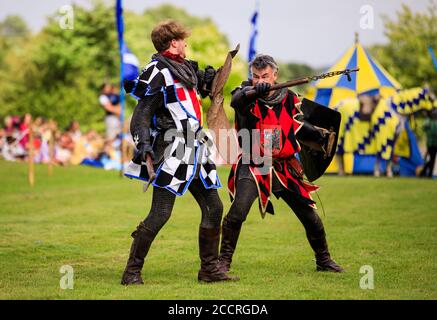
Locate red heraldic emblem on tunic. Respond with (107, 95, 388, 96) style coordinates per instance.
(174, 79, 203, 126)
(228, 92, 319, 217)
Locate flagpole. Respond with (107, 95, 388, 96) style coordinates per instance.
(116, 0, 125, 178)
(119, 53, 125, 178)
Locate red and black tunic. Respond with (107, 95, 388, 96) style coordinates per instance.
(228, 89, 319, 217)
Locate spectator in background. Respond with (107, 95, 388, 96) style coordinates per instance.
(4, 115, 27, 160)
(67, 120, 82, 143)
(55, 132, 74, 165)
(1, 114, 126, 169)
(4, 116, 16, 135)
(18, 113, 32, 150)
(421, 109, 437, 177)
(110, 84, 121, 104)
(70, 129, 104, 166)
(98, 138, 122, 170)
(32, 117, 51, 164)
(1, 135, 23, 161)
(99, 83, 121, 140)
(0, 128, 5, 154)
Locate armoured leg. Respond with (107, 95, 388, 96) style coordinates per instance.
(218, 218, 243, 273)
(121, 186, 176, 285)
(280, 190, 345, 273)
(121, 222, 157, 285)
(306, 230, 345, 272)
(188, 178, 239, 282)
(218, 178, 258, 274)
(198, 226, 239, 282)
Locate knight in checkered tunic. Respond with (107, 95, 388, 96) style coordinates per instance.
(217, 55, 345, 277)
(121, 21, 238, 285)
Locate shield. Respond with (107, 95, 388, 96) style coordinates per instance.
(297, 98, 341, 182)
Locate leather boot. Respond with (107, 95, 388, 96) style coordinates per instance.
(306, 231, 345, 273)
(218, 220, 242, 274)
(198, 227, 239, 282)
(121, 222, 157, 285)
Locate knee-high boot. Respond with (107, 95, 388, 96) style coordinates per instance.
(198, 226, 240, 282)
(306, 230, 345, 273)
(218, 219, 242, 274)
(121, 222, 157, 285)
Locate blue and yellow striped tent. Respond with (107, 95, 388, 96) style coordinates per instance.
(324, 88, 434, 176)
(304, 38, 436, 176)
(306, 40, 402, 107)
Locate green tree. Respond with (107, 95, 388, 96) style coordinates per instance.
(277, 62, 314, 82)
(0, 15, 29, 38)
(277, 62, 315, 95)
(0, 2, 118, 131)
(369, 1, 437, 93)
(0, 15, 30, 69)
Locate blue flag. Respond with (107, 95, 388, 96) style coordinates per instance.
(116, 0, 139, 81)
(115, 0, 124, 50)
(115, 0, 139, 173)
(248, 1, 259, 64)
(122, 43, 139, 81)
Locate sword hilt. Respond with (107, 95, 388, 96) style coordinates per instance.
(142, 154, 156, 192)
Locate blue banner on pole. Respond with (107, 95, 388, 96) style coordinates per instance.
(115, 0, 139, 136)
(122, 43, 139, 81)
(116, 0, 139, 82)
(116, 0, 124, 48)
(115, 0, 125, 128)
(248, 0, 259, 68)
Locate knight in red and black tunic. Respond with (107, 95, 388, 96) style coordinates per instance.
(218, 54, 344, 275)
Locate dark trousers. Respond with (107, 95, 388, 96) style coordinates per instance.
(223, 176, 324, 237)
(143, 178, 223, 235)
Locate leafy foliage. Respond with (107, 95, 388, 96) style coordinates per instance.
(369, 2, 437, 93)
(0, 15, 29, 38)
(277, 62, 315, 96)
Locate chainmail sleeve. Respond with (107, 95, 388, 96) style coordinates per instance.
(130, 93, 164, 153)
(128, 62, 166, 153)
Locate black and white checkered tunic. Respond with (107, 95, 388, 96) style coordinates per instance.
(124, 59, 221, 195)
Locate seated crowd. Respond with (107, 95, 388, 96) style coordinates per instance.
(0, 114, 133, 170)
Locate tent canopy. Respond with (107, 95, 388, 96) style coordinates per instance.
(309, 38, 402, 107)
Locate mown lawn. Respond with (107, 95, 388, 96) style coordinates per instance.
(0, 160, 436, 299)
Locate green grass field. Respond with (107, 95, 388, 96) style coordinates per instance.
(0, 160, 436, 300)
